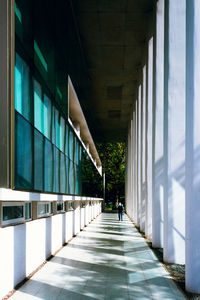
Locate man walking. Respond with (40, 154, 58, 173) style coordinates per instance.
(117, 202, 123, 221)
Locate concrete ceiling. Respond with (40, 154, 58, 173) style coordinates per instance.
(73, 0, 154, 142)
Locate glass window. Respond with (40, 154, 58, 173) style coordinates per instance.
(53, 147, 60, 193)
(69, 129, 74, 161)
(65, 156, 69, 194)
(55, 108, 60, 149)
(69, 160, 75, 194)
(37, 202, 52, 217)
(76, 165, 81, 195)
(60, 152, 66, 194)
(34, 129, 44, 191)
(75, 137, 80, 165)
(43, 94, 52, 140)
(51, 106, 56, 145)
(44, 138, 53, 192)
(65, 123, 69, 156)
(15, 53, 32, 122)
(60, 116, 65, 152)
(57, 201, 65, 213)
(68, 201, 74, 210)
(34, 80, 43, 133)
(2, 202, 24, 226)
(81, 202, 85, 208)
(25, 203, 32, 220)
(15, 112, 33, 189)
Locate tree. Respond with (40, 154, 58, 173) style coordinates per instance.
(98, 142, 125, 204)
(81, 142, 125, 203)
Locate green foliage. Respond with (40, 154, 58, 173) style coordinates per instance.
(81, 142, 125, 202)
(98, 142, 125, 203)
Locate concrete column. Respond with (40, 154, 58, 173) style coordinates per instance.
(131, 113, 135, 220)
(132, 106, 137, 224)
(141, 66, 147, 233)
(152, 0, 165, 249)
(163, 0, 186, 264)
(130, 118, 134, 219)
(145, 37, 153, 239)
(137, 85, 142, 228)
(185, 0, 200, 293)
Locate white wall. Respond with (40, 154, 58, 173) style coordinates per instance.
(0, 199, 102, 299)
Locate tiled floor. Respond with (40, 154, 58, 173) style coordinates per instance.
(10, 213, 185, 300)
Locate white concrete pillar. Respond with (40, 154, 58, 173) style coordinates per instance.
(129, 119, 133, 219)
(185, 0, 200, 293)
(141, 66, 147, 233)
(134, 100, 138, 224)
(145, 37, 153, 239)
(163, 0, 186, 264)
(152, 0, 165, 249)
(132, 107, 137, 224)
(137, 85, 142, 228)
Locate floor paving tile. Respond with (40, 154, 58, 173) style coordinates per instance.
(9, 213, 185, 300)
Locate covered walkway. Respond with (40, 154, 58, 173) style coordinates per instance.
(10, 213, 185, 300)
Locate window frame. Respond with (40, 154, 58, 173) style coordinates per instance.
(1, 201, 25, 226)
(56, 201, 65, 213)
(37, 201, 53, 218)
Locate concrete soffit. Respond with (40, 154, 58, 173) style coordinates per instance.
(68, 76, 102, 175)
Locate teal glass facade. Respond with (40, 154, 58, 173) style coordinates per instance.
(14, 0, 101, 196)
(15, 53, 83, 195)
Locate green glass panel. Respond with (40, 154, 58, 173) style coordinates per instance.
(60, 116, 65, 152)
(53, 146, 60, 193)
(52, 106, 56, 145)
(75, 137, 80, 165)
(60, 152, 66, 193)
(15, 112, 33, 189)
(55, 109, 60, 149)
(44, 138, 53, 192)
(15, 65, 22, 114)
(65, 124, 69, 156)
(25, 203, 31, 219)
(34, 40, 48, 72)
(65, 156, 69, 194)
(69, 129, 74, 161)
(34, 129, 44, 191)
(69, 160, 75, 194)
(43, 94, 52, 140)
(15, 2, 22, 23)
(15, 53, 32, 122)
(76, 165, 81, 195)
(34, 80, 43, 133)
(56, 86, 62, 100)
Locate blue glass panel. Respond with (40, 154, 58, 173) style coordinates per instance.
(15, 112, 33, 189)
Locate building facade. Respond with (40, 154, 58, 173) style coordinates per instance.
(0, 0, 102, 297)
